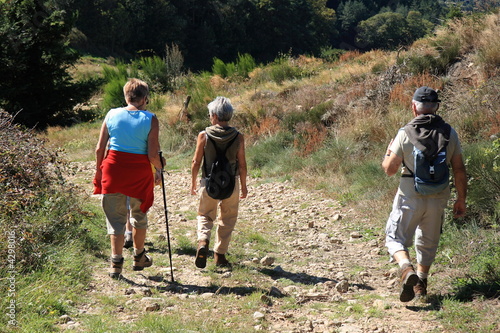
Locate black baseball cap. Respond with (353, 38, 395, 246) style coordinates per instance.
(413, 86, 440, 103)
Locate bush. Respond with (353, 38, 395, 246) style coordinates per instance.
(0, 111, 92, 272)
(212, 53, 257, 79)
(319, 47, 345, 62)
(135, 48, 184, 94)
(136, 56, 171, 92)
(399, 33, 461, 75)
(100, 62, 132, 112)
(464, 139, 500, 227)
(183, 73, 217, 126)
(269, 58, 303, 84)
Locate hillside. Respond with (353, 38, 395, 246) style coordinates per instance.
(0, 11, 499, 333)
(57, 161, 499, 332)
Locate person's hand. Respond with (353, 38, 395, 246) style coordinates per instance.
(240, 185, 248, 199)
(154, 169, 162, 186)
(453, 199, 466, 218)
(190, 185, 198, 195)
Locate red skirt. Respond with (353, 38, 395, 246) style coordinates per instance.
(93, 150, 154, 213)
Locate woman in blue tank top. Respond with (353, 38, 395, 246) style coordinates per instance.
(93, 78, 164, 279)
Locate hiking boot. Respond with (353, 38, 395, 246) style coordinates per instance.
(109, 257, 124, 279)
(414, 278, 428, 299)
(195, 240, 209, 268)
(124, 233, 133, 249)
(399, 263, 419, 302)
(133, 249, 152, 271)
(214, 252, 231, 268)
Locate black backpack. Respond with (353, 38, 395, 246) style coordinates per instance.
(204, 134, 238, 200)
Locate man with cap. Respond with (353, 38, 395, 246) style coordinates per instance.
(381, 86, 467, 302)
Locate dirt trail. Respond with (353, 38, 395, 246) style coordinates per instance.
(66, 161, 449, 333)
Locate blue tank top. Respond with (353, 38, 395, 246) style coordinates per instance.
(105, 108, 154, 155)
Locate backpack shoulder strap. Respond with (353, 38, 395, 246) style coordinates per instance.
(401, 146, 415, 178)
(203, 133, 239, 175)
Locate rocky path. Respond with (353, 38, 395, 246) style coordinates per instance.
(63, 162, 448, 333)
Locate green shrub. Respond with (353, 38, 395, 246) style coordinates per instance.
(100, 62, 132, 112)
(319, 46, 345, 62)
(212, 57, 228, 77)
(183, 73, 217, 124)
(236, 53, 257, 77)
(440, 221, 500, 302)
(269, 59, 303, 84)
(212, 53, 257, 79)
(399, 34, 461, 74)
(135, 56, 170, 92)
(464, 139, 500, 227)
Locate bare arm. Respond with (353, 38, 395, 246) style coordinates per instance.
(236, 133, 248, 199)
(147, 116, 163, 170)
(95, 121, 110, 172)
(190, 131, 206, 195)
(450, 153, 467, 218)
(382, 140, 402, 176)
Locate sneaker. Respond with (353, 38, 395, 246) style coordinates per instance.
(109, 257, 124, 279)
(399, 263, 419, 302)
(124, 234, 133, 249)
(214, 252, 231, 268)
(195, 240, 209, 269)
(133, 249, 152, 271)
(414, 278, 428, 299)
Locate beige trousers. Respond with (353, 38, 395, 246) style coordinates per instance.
(102, 193, 148, 235)
(197, 178, 240, 254)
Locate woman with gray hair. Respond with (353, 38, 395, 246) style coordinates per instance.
(190, 96, 248, 268)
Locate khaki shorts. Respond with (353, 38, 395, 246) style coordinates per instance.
(102, 193, 148, 235)
(385, 193, 448, 266)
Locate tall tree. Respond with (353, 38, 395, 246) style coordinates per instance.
(0, 0, 81, 129)
(356, 12, 408, 50)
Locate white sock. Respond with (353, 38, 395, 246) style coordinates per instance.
(398, 259, 411, 268)
(417, 271, 428, 279)
(111, 254, 123, 262)
(134, 248, 144, 256)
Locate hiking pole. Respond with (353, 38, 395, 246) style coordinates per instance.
(159, 151, 174, 283)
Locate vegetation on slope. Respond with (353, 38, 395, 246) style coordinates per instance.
(0, 10, 499, 332)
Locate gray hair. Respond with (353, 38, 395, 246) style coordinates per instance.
(208, 96, 233, 122)
(413, 100, 439, 115)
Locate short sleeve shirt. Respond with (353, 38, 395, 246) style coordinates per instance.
(389, 126, 462, 197)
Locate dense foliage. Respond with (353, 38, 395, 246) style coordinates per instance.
(0, 110, 90, 272)
(63, 0, 482, 69)
(0, 0, 99, 129)
(1, 0, 495, 129)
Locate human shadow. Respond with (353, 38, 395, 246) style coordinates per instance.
(405, 277, 500, 312)
(116, 273, 285, 298)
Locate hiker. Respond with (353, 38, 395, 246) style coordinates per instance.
(190, 96, 248, 269)
(382, 86, 467, 302)
(93, 78, 164, 278)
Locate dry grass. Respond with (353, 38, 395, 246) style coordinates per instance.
(436, 12, 500, 78)
(389, 73, 444, 107)
(293, 122, 328, 156)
